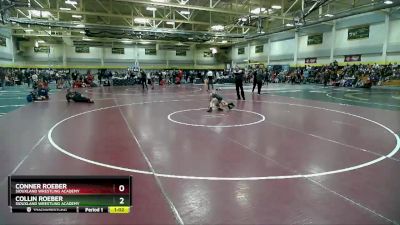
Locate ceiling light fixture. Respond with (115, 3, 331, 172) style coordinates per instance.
(210, 47, 217, 54)
(286, 23, 294, 27)
(384, 0, 393, 4)
(79, 31, 85, 34)
(25, 29, 34, 32)
(37, 40, 45, 43)
(250, 7, 265, 14)
(65, 0, 77, 5)
(76, 24, 85, 28)
(324, 13, 334, 17)
(166, 21, 175, 25)
(134, 18, 150, 24)
(72, 14, 82, 18)
(271, 5, 282, 9)
(59, 7, 71, 11)
(146, 6, 157, 11)
(28, 10, 52, 18)
(82, 37, 92, 41)
(180, 10, 190, 15)
(211, 24, 224, 31)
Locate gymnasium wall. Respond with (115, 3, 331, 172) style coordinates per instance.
(231, 11, 400, 67)
(0, 37, 13, 65)
(1, 11, 400, 69)
(1, 41, 223, 69)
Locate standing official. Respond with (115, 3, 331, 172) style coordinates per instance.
(251, 67, 257, 93)
(140, 69, 148, 90)
(233, 66, 245, 100)
(252, 66, 264, 95)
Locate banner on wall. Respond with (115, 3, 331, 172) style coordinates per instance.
(34, 46, 50, 53)
(176, 49, 187, 56)
(112, 48, 124, 54)
(0, 37, 6, 47)
(305, 58, 317, 64)
(145, 48, 156, 55)
(344, 54, 361, 62)
(307, 34, 323, 45)
(255, 45, 263, 53)
(348, 25, 369, 40)
(75, 46, 90, 53)
(238, 47, 245, 55)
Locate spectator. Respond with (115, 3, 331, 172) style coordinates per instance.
(207, 70, 214, 91)
(0, 68, 6, 90)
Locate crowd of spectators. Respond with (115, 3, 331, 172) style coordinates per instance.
(0, 68, 100, 89)
(267, 61, 400, 88)
(0, 62, 399, 91)
(111, 69, 228, 85)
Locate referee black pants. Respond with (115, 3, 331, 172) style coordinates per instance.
(142, 78, 147, 89)
(208, 77, 214, 90)
(235, 79, 245, 100)
(252, 78, 257, 92)
(257, 81, 262, 94)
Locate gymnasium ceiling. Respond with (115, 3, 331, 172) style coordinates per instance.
(0, 0, 399, 46)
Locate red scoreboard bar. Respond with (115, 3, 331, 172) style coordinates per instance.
(8, 176, 132, 213)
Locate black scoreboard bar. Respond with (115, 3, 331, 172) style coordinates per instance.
(8, 176, 132, 214)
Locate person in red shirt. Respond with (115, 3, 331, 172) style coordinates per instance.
(86, 70, 94, 85)
(178, 69, 183, 80)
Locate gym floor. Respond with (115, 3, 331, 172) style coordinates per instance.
(0, 84, 399, 224)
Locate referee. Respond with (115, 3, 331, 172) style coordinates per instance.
(233, 66, 245, 100)
(252, 66, 264, 95)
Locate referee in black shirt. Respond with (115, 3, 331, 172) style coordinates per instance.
(233, 67, 245, 100)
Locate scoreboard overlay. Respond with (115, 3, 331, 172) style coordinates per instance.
(8, 176, 132, 213)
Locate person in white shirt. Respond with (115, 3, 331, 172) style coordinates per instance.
(147, 72, 154, 89)
(207, 70, 214, 91)
(32, 73, 38, 82)
(32, 73, 39, 88)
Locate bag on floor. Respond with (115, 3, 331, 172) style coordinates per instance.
(26, 94, 33, 102)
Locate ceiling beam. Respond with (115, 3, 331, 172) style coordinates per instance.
(16, 7, 255, 31)
(94, 0, 111, 24)
(9, 17, 244, 39)
(114, 0, 290, 20)
(16, 7, 211, 26)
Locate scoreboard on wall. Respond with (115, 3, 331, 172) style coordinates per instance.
(8, 176, 132, 214)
